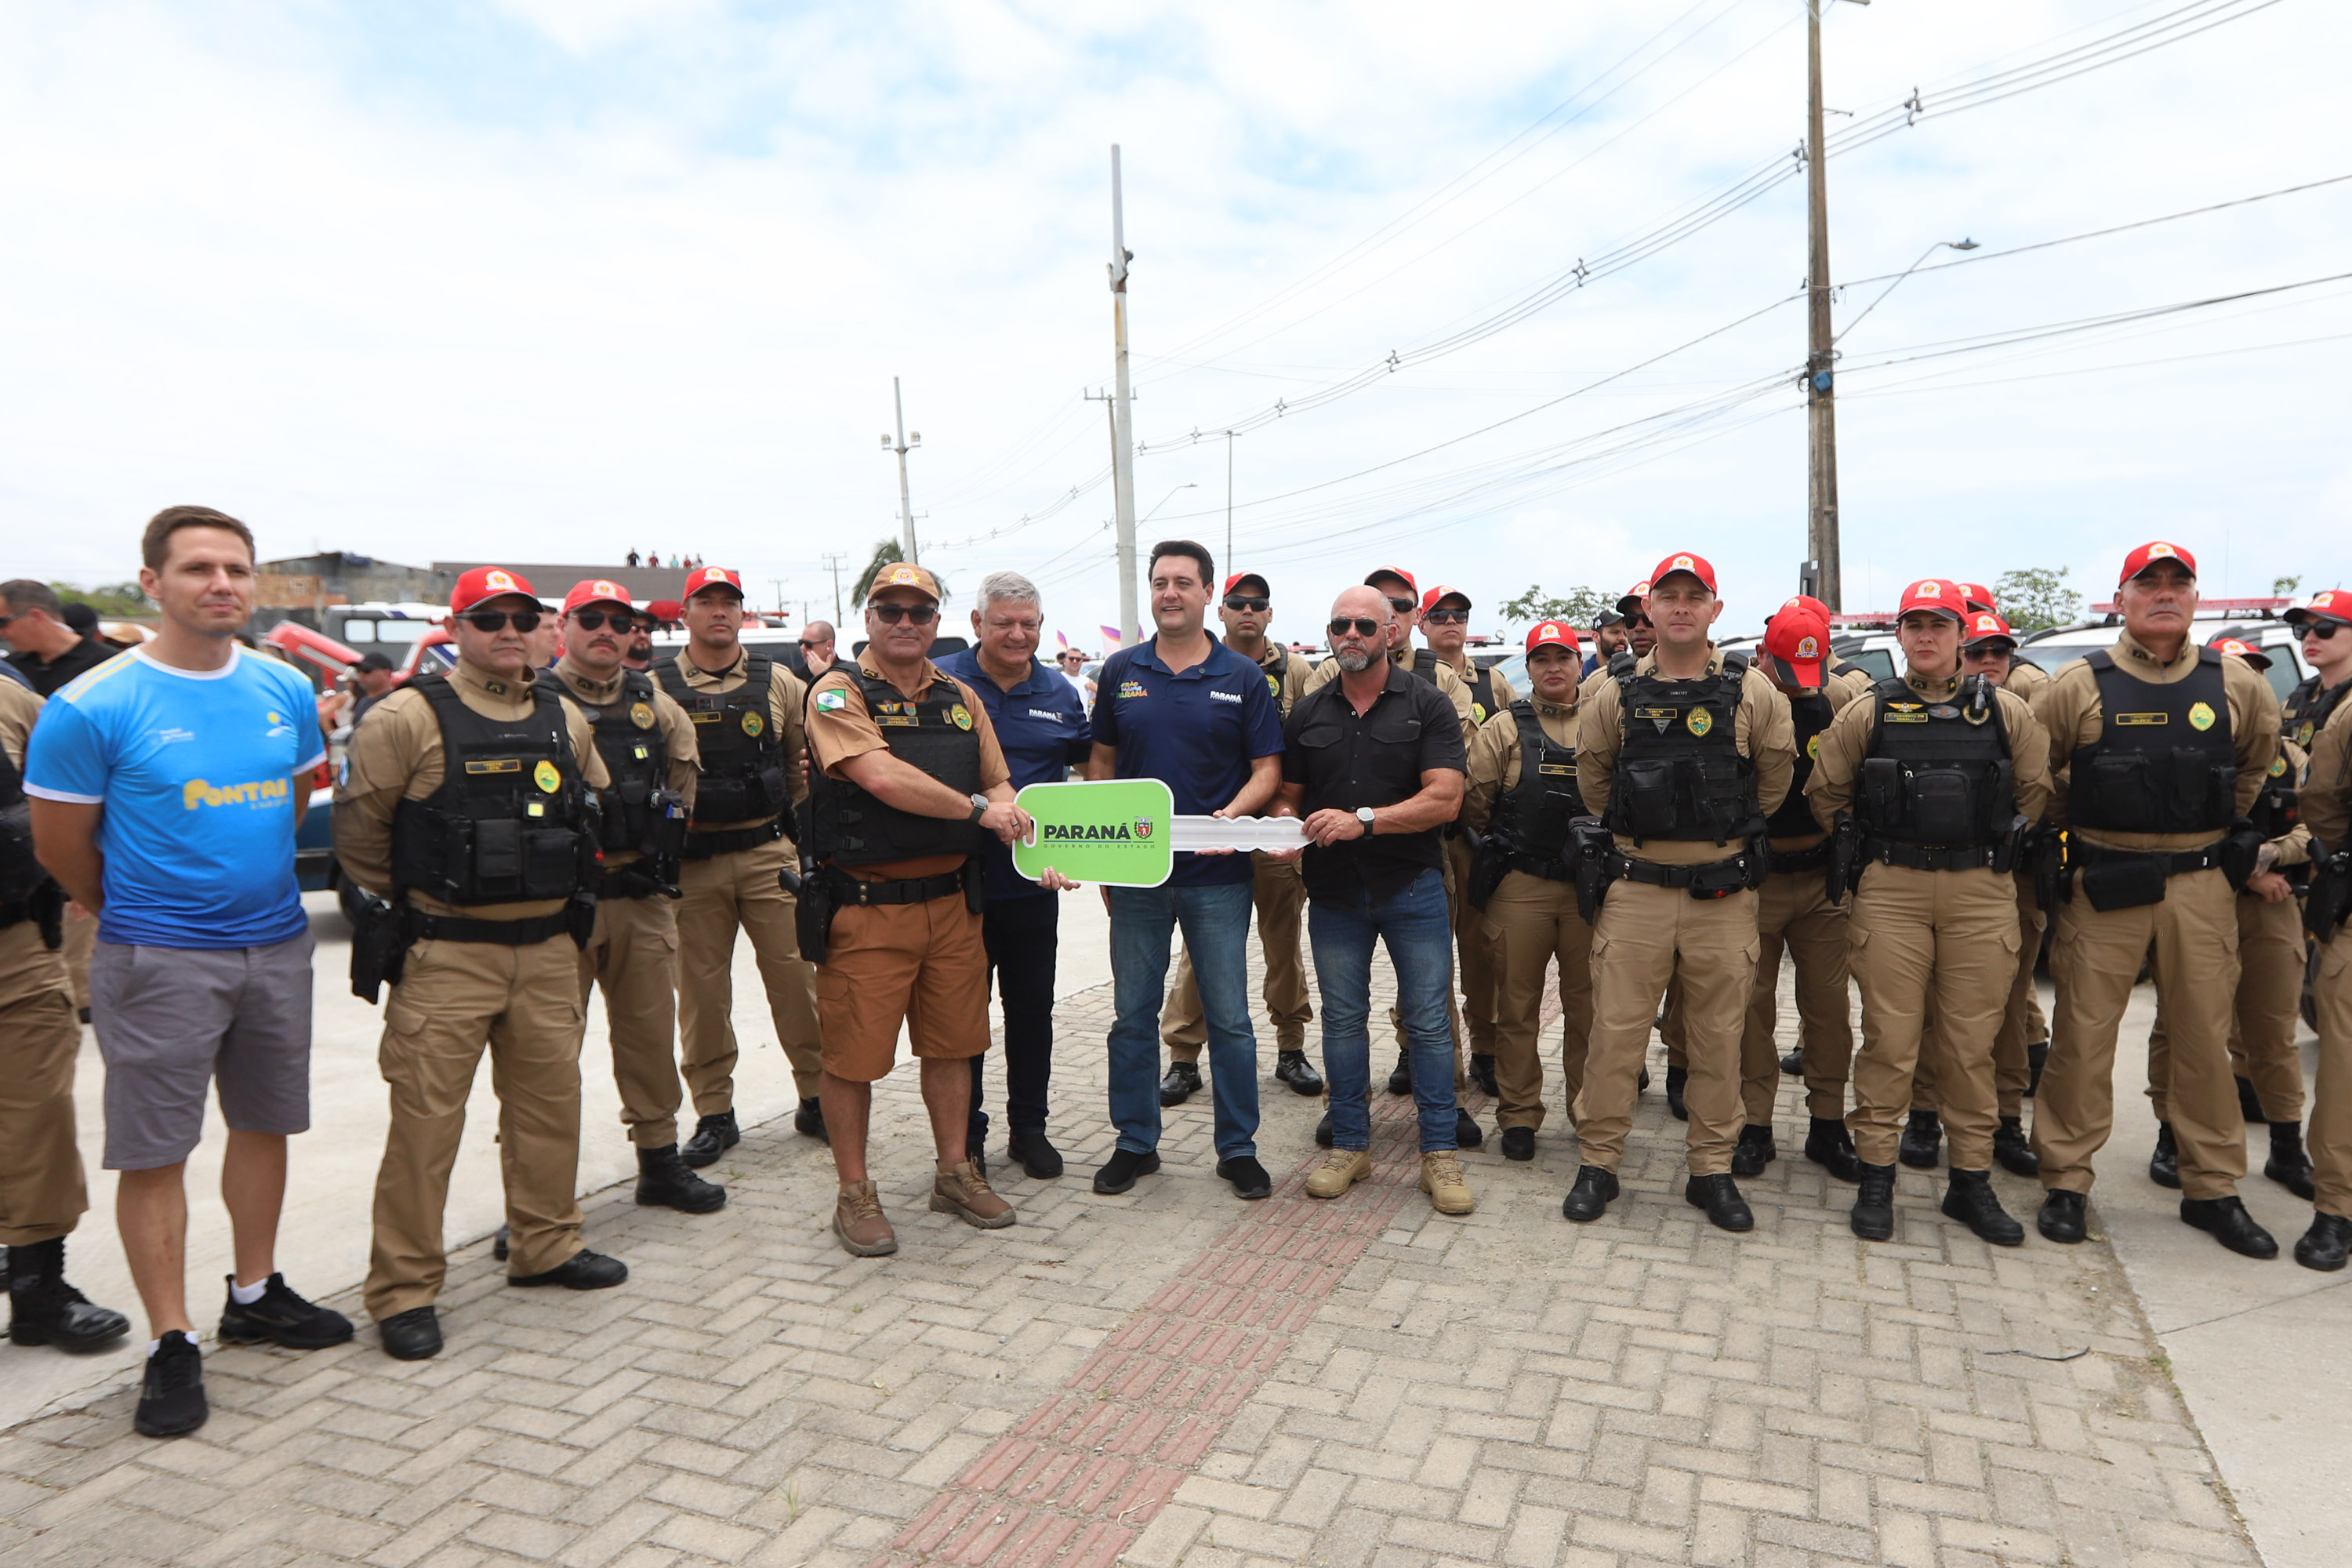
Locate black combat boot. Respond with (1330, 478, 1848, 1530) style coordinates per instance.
(2236, 1075, 2267, 1127)
(1275, 1051, 1324, 1096)
(2037, 1189, 2087, 1243)
(2147, 1122, 2180, 1189)
(1993, 1116, 2039, 1177)
(1730, 1123, 1777, 1177)
(2265, 1122, 2316, 1200)
(2180, 1196, 2278, 1260)
(1684, 1174, 1754, 1232)
(2294, 1212, 2351, 1272)
(1561, 1166, 1619, 1223)
(5, 1238, 131, 1352)
(1849, 1162, 1897, 1241)
(1780, 1049, 1804, 1077)
(681, 1110, 739, 1168)
(635, 1145, 726, 1214)
(1941, 1169, 2024, 1247)
(1804, 1117, 1861, 1182)
(795, 1096, 828, 1142)
(2025, 1040, 2049, 1098)
(1386, 1049, 1413, 1095)
(1158, 1062, 1201, 1107)
(1898, 1109, 1941, 1169)
(1664, 1065, 1688, 1122)
(1469, 1054, 1499, 1096)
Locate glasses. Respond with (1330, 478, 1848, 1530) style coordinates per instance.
(797, 637, 826, 649)
(1421, 608, 1468, 625)
(2307, 621, 2343, 641)
(1385, 597, 1415, 616)
(869, 603, 938, 626)
(1224, 595, 1270, 613)
(463, 608, 542, 633)
(568, 609, 639, 631)
(1327, 616, 1382, 639)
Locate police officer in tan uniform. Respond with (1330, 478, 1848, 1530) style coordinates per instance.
(0, 680, 130, 1351)
(1161, 571, 1323, 1102)
(1420, 584, 1515, 1093)
(2031, 541, 2281, 1257)
(336, 568, 626, 1361)
(1808, 580, 2053, 1245)
(2293, 660, 2352, 1269)
(1462, 621, 1588, 1160)
(1565, 552, 1795, 1231)
(550, 580, 720, 1214)
(654, 566, 826, 1165)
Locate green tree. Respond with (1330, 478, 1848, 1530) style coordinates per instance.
(52, 580, 151, 617)
(2274, 574, 2302, 597)
(848, 539, 951, 607)
(1497, 583, 1611, 629)
(1992, 567, 2083, 631)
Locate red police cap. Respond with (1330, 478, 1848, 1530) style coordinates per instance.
(1647, 552, 1717, 593)
(2208, 634, 2271, 670)
(450, 566, 537, 615)
(681, 565, 746, 600)
(1762, 606, 1831, 687)
(1421, 584, 1471, 613)
(1364, 566, 1418, 597)
(561, 579, 634, 615)
(1896, 579, 1968, 622)
(1962, 610, 2016, 648)
(1958, 582, 1997, 612)
(1524, 619, 1582, 655)
(2118, 540, 2197, 586)
(1221, 572, 1269, 597)
(2287, 588, 2350, 629)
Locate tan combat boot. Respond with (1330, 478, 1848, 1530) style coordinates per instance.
(1420, 1152, 1475, 1215)
(833, 1181, 898, 1256)
(1305, 1149, 1372, 1200)
(931, 1160, 1016, 1229)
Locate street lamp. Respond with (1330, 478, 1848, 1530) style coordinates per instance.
(1835, 238, 1979, 346)
(1142, 483, 1196, 524)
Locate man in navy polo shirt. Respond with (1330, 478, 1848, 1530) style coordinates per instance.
(937, 571, 1092, 1181)
(1087, 540, 1285, 1200)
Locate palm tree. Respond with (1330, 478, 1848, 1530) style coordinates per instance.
(849, 538, 949, 604)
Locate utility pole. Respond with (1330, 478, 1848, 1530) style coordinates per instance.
(882, 377, 921, 564)
(1108, 145, 1142, 644)
(1223, 430, 1236, 576)
(821, 551, 847, 623)
(1805, 0, 1844, 612)
(770, 579, 786, 620)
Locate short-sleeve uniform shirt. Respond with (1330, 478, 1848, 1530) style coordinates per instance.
(24, 646, 325, 948)
(1090, 635, 1286, 887)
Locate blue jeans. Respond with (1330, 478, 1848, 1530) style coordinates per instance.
(1107, 882, 1259, 1160)
(1310, 866, 1458, 1153)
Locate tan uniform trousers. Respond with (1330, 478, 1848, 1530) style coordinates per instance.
(1579, 880, 1758, 1175)
(1447, 834, 1499, 1053)
(0, 921, 86, 1247)
(577, 891, 687, 1150)
(1164, 851, 1312, 1059)
(368, 934, 586, 1319)
(1915, 873, 2041, 1120)
(1846, 864, 2019, 1171)
(2036, 867, 2246, 1201)
(2310, 920, 2352, 1220)
(2144, 889, 2308, 1125)
(1736, 866, 1853, 1123)
(1478, 869, 1592, 1131)
(674, 833, 823, 1110)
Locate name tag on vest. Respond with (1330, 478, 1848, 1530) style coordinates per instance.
(465, 759, 522, 774)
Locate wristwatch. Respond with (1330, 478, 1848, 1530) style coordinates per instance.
(968, 793, 991, 824)
(1355, 806, 1377, 834)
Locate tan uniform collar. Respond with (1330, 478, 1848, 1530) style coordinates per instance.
(2114, 627, 2199, 673)
(1634, 642, 1722, 679)
(1904, 669, 1962, 699)
(1534, 698, 1577, 719)
(554, 656, 626, 702)
(858, 652, 941, 698)
(452, 656, 541, 704)
(677, 644, 747, 682)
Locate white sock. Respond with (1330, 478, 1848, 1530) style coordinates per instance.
(147, 1334, 202, 1358)
(230, 1276, 268, 1305)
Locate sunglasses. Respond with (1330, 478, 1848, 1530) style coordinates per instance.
(869, 603, 938, 626)
(463, 608, 543, 633)
(1385, 597, 1416, 616)
(1328, 616, 1382, 639)
(2306, 620, 2343, 641)
(1224, 595, 1270, 613)
(797, 637, 826, 649)
(1421, 608, 1468, 625)
(568, 609, 639, 632)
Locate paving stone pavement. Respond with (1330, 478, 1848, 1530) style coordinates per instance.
(0, 949, 2263, 1568)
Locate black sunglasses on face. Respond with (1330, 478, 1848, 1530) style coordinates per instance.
(869, 603, 938, 626)
(463, 608, 542, 633)
(1385, 597, 1415, 616)
(1328, 616, 1382, 639)
(797, 637, 825, 649)
(568, 609, 637, 631)
(2307, 620, 2343, 641)
(1224, 595, 1270, 612)
(1421, 608, 1468, 625)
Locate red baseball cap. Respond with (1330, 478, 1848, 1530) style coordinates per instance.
(1762, 607, 1831, 688)
(681, 565, 746, 601)
(1221, 571, 1269, 598)
(2208, 634, 2271, 671)
(1896, 578, 1968, 622)
(1777, 593, 1832, 623)
(1420, 584, 1471, 613)
(2118, 540, 2197, 586)
(1957, 582, 1997, 612)
(644, 599, 681, 626)
(1616, 580, 1653, 617)
(451, 566, 538, 615)
(2287, 588, 2350, 629)
(1647, 552, 1717, 593)
(562, 579, 634, 616)
(1364, 566, 1418, 597)
(1962, 610, 2016, 648)
(1524, 619, 1582, 655)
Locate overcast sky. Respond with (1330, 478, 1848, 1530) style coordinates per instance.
(3, 0, 2344, 644)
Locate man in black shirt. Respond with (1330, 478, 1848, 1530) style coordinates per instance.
(1276, 587, 1474, 1216)
(1, 583, 116, 696)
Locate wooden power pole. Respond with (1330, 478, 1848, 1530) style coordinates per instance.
(1806, 0, 1843, 612)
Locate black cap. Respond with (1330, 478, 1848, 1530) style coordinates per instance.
(354, 652, 397, 673)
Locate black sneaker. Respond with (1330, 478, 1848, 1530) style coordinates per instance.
(1158, 1062, 1202, 1107)
(510, 1249, 630, 1289)
(1730, 1124, 1777, 1178)
(135, 1331, 208, 1438)
(216, 1274, 355, 1350)
(1092, 1148, 1160, 1196)
(1469, 1054, 1499, 1097)
(681, 1111, 739, 1169)
(1500, 1127, 1536, 1162)
(1008, 1133, 1065, 1179)
(1217, 1156, 1272, 1200)
(794, 1096, 829, 1142)
(1899, 1109, 1941, 1169)
(1274, 1052, 1325, 1096)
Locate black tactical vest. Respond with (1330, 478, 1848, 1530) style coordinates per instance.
(1763, 691, 1837, 841)
(1487, 702, 1583, 862)
(2248, 747, 2299, 844)
(656, 654, 793, 833)
(568, 668, 671, 858)
(806, 670, 988, 868)
(390, 675, 595, 905)
(1603, 652, 1762, 846)
(0, 744, 50, 927)
(1463, 662, 1499, 725)
(2283, 673, 2350, 753)
(1856, 675, 2017, 849)
(2070, 648, 2237, 836)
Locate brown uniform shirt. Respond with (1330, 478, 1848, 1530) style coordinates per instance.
(2302, 698, 2352, 855)
(1464, 692, 1575, 835)
(1806, 669, 2053, 833)
(1576, 645, 1797, 866)
(1305, 646, 1475, 737)
(661, 644, 811, 832)
(335, 657, 612, 920)
(806, 654, 1011, 881)
(2031, 630, 2280, 851)
(2002, 657, 2050, 701)
(0, 681, 69, 1007)
(1240, 644, 1316, 717)
(551, 655, 700, 870)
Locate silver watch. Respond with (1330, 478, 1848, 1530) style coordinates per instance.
(1355, 806, 1377, 833)
(968, 793, 991, 824)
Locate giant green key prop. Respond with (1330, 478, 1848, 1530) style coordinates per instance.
(1011, 779, 1306, 888)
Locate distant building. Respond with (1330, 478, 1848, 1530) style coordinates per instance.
(251, 552, 454, 632)
(431, 561, 691, 603)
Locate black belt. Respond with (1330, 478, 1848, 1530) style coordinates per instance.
(1606, 851, 1758, 891)
(2072, 839, 2228, 877)
(1502, 851, 1570, 882)
(681, 818, 784, 860)
(1864, 839, 2001, 873)
(597, 865, 669, 899)
(824, 868, 964, 907)
(403, 909, 572, 946)
(1767, 840, 1831, 874)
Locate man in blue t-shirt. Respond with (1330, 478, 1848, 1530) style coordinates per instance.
(26, 506, 352, 1440)
(1084, 541, 1285, 1200)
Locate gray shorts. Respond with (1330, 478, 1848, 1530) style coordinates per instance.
(90, 933, 315, 1171)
